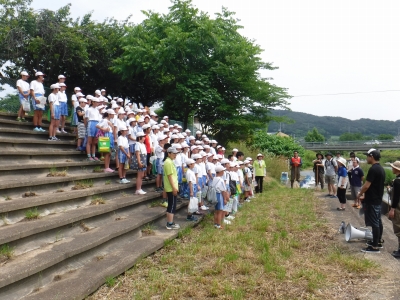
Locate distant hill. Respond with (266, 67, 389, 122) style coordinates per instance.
(268, 110, 400, 138)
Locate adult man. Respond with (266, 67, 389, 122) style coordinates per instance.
(349, 159, 364, 208)
(324, 152, 338, 198)
(357, 148, 385, 253)
(313, 153, 324, 189)
(290, 151, 302, 188)
(164, 147, 180, 230)
(389, 161, 400, 258)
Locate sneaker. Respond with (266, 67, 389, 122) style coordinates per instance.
(200, 205, 209, 210)
(139, 189, 146, 194)
(155, 187, 162, 192)
(16, 117, 22, 122)
(361, 245, 380, 253)
(75, 147, 81, 151)
(245, 199, 251, 202)
(48, 137, 54, 141)
(120, 179, 129, 184)
(325, 194, 331, 197)
(56, 129, 61, 133)
(186, 215, 198, 221)
(392, 250, 400, 258)
(53, 137, 60, 141)
(161, 201, 168, 208)
(366, 240, 384, 249)
(87, 157, 95, 161)
(104, 168, 114, 173)
(226, 215, 235, 220)
(330, 195, 337, 198)
(223, 219, 231, 225)
(166, 223, 180, 230)
(61, 129, 68, 134)
(135, 190, 146, 195)
(93, 157, 100, 161)
(214, 224, 223, 229)
(21, 118, 27, 122)
(33, 127, 41, 132)
(39, 128, 46, 132)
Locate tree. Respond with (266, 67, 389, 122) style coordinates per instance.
(339, 132, 365, 141)
(377, 134, 394, 141)
(304, 127, 325, 142)
(112, 0, 290, 143)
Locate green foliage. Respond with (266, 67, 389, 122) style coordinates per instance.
(113, 0, 290, 144)
(304, 127, 325, 142)
(0, 94, 19, 113)
(339, 132, 365, 141)
(249, 131, 304, 158)
(384, 169, 396, 186)
(377, 134, 394, 141)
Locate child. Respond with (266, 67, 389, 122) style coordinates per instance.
(213, 165, 228, 229)
(16, 71, 30, 122)
(185, 158, 198, 222)
(117, 124, 130, 184)
(243, 160, 252, 202)
(30, 71, 46, 132)
(86, 98, 101, 161)
(48, 84, 61, 141)
(96, 110, 115, 172)
(155, 135, 167, 192)
(134, 132, 147, 194)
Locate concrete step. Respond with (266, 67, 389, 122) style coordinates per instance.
(1, 203, 195, 300)
(0, 117, 73, 132)
(0, 137, 76, 151)
(0, 112, 71, 126)
(0, 126, 76, 141)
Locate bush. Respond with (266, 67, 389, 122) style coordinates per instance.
(360, 163, 395, 185)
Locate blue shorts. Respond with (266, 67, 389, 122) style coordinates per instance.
(202, 175, 207, 186)
(192, 183, 198, 195)
(87, 120, 99, 137)
(53, 105, 61, 120)
(176, 166, 183, 184)
(118, 148, 129, 164)
(32, 93, 45, 111)
(60, 102, 68, 116)
(129, 144, 135, 154)
(105, 132, 114, 149)
(215, 193, 224, 210)
(72, 112, 78, 127)
(198, 177, 203, 188)
(19, 92, 29, 104)
(156, 158, 163, 174)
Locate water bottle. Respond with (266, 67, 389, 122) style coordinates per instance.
(338, 221, 346, 234)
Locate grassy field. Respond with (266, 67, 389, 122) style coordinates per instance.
(89, 180, 377, 300)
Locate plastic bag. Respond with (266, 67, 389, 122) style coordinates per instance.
(201, 186, 208, 199)
(22, 100, 31, 112)
(188, 197, 199, 213)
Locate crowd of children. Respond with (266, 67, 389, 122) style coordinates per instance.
(16, 71, 267, 230)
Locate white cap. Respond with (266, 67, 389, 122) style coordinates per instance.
(189, 136, 195, 140)
(163, 116, 169, 120)
(232, 148, 238, 152)
(221, 147, 226, 151)
(144, 115, 150, 119)
(213, 155, 219, 160)
(221, 158, 230, 164)
(167, 147, 179, 153)
(101, 89, 106, 92)
(207, 153, 214, 157)
(203, 145, 210, 149)
(138, 117, 145, 123)
(173, 143, 182, 149)
(152, 125, 159, 130)
(157, 134, 167, 141)
(76, 92, 85, 97)
(20, 71, 29, 76)
(190, 145, 198, 151)
(110, 100, 116, 105)
(217, 154, 223, 159)
(78, 98, 87, 103)
(95, 90, 101, 95)
(257, 153, 264, 157)
(163, 129, 170, 133)
(200, 152, 207, 157)
(58, 83, 66, 87)
(35, 71, 45, 76)
(229, 162, 237, 167)
(74, 87, 81, 91)
(119, 124, 128, 131)
(118, 108, 126, 114)
(142, 124, 151, 130)
(150, 111, 157, 116)
(186, 158, 195, 165)
(160, 120, 167, 124)
(197, 146, 204, 150)
(86, 95, 93, 100)
(237, 161, 244, 165)
(172, 129, 179, 134)
(50, 83, 60, 89)
(185, 129, 191, 133)
(117, 98, 124, 103)
(127, 117, 136, 124)
(177, 133, 184, 138)
(243, 160, 250, 164)
(111, 103, 119, 109)
(202, 134, 207, 138)
(181, 142, 189, 148)
(177, 125, 182, 129)
(171, 134, 178, 139)
(58, 75, 66, 79)
(246, 157, 253, 161)
(217, 145, 222, 149)
(215, 165, 226, 172)
(192, 154, 202, 160)
(211, 140, 217, 144)
(195, 141, 202, 145)
(136, 132, 145, 137)
(182, 133, 187, 137)
(102, 97, 109, 103)
(196, 131, 201, 134)
(173, 123, 179, 127)
(107, 109, 116, 115)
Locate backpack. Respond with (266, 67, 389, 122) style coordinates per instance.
(207, 177, 222, 204)
(227, 173, 237, 195)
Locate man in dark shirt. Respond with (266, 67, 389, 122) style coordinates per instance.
(357, 148, 385, 253)
(389, 161, 400, 258)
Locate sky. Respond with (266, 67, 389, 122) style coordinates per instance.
(29, 0, 400, 121)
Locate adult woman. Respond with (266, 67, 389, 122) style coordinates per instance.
(86, 98, 101, 161)
(30, 71, 46, 131)
(16, 71, 30, 122)
(336, 157, 348, 211)
(96, 109, 115, 172)
(253, 153, 266, 193)
(134, 132, 147, 195)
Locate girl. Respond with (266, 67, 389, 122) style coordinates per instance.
(71, 87, 81, 134)
(243, 160, 252, 202)
(29, 71, 46, 131)
(336, 157, 348, 211)
(134, 132, 147, 194)
(16, 71, 30, 122)
(48, 84, 61, 141)
(86, 98, 101, 161)
(155, 135, 167, 192)
(185, 158, 198, 222)
(96, 110, 115, 173)
(213, 165, 228, 229)
(117, 124, 130, 184)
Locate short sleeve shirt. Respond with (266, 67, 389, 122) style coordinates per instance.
(185, 169, 196, 184)
(16, 79, 29, 92)
(350, 167, 364, 187)
(365, 163, 385, 205)
(76, 106, 84, 123)
(325, 159, 337, 176)
(117, 135, 129, 149)
(163, 158, 178, 192)
(29, 80, 45, 94)
(212, 176, 226, 193)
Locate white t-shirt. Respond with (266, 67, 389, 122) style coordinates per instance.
(174, 153, 183, 168)
(86, 106, 101, 121)
(185, 169, 197, 184)
(230, 171, 239, 182)
(200, 162, 207, 177)
(16, 79, 30, 92)
(212, 176, 226, 193)
(135, 142, 147, 154)
(155, 145, 164, 159)
(210, 148, 216, 155)
(97, 119, 111, 131)
(117, 135, 129, 149)
(71, 94, 78, 108)
(150, 132, 158, 149)
(48, 93, 59, 105)
(237, 169, 244, 183)
(29, 80, 45, 94)
(58, 91, 67, 103)
(128, 126, 136, 145)
(115, 118, 126, 131)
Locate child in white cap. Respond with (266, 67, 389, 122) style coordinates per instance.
(48, 83, 61, 141)
(134, 132, 147, 194)
(16, 71, 30, 122)
(96, 110, 115, 172)
(75, 96, 87, 150)
(117, 124, 130, 184)
(185, 158, 198, 222)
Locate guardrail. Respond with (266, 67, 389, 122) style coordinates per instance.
(300, 141, 400, 151)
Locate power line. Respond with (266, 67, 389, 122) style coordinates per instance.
(293, 90, 400, 97)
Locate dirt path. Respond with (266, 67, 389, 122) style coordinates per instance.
(316, 190, 400, 300)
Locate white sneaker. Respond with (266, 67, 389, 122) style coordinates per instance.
(124, 179, 131, 183)
(245, 199, 251, 202)
(120, 179, 129, 184)
(56, 129, 61, 133)
(139, 189, 147, 195)
(135, 190, 146, 195)
(200, 205, 209, 210)
(61, 129, 67, 134)
(223, 219, 231, 225)
(226, 215, 235, 220)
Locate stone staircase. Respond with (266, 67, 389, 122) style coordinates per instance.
(0, 112, 195, 300)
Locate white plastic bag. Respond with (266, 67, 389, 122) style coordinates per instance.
(188, 197, 199, 213)
(22, 100, 31, 112)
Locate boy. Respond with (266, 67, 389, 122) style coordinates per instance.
(185, 158, 198, 222)
(117, 124, 130, 184)
(155, 135, 167, 192)
(213, 165, 229, 229)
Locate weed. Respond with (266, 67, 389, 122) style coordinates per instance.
(4, 196, 12, 201)
(25, 207, 40, 220)
(120, 192, 129, 197)
(23, 191, 37, 197)
(105, 180, 111, 185)
(56, 189, 64, 193)
(149, 201, 161, 208)
(55, 230, 63, 242)
(1, 214, 9, 225)
(79, 222, 91, 232)
(72, 179, 93, 190)
(0, 244, 14, 259)
(105, 276, 116, 287)
(142, 223, 156, 236)
(90, 196, 106, 205)
(53, 275, 62, 281)
(93, 166, 103, 173)
(47, 166, 67, 177)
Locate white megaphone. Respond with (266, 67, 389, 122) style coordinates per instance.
(345, 223, 373, 242)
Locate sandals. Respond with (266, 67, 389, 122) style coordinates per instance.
(337, 207, 345, 211)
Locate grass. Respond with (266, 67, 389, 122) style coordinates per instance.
(93, 166, 103, 173)
(0, 244, 14, 260)
(47, 166, 67, 177)
(105, 180, 111, 185)
(105, 276, 117, 288)
(149, 201, 161, 208)
(90, 196, 106, 205)
(4, 196, 12, 201)
(72, 179, 94, 190)
(141, 223, 156, 236)
(89, 179, 377, 300)
(24, 207, 40, 220)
